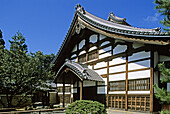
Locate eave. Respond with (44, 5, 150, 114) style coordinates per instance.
(52, 4, 170, 70)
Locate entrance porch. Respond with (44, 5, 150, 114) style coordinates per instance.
(54, 60, 105, 107)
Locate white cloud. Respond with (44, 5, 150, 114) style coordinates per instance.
(144, 13, 160, 22)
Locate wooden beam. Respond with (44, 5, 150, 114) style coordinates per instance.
(62, 75, 65, 108)
(100, 67, 150, 77)
(97, 34, 99, 60)
(80, 81, 83, 100)
(114, 96, 116, 108)
(111, 96, 113, 108)
(94, 57, 150, 71)
(150, 51, 154, 112)
(125, 51, 128, 111)
(106, 61, 109, 107)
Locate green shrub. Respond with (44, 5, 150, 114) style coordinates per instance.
(160, 110, 170, 114)
(65, 100, 107, 114)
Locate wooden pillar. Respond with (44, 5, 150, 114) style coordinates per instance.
(106, 61, 109, 107)
(56, 84, 58, 104)
(150, 51, 154, 112)
(62, 75, 65, 108)
(80, 81, 83, 100)
(125, 51, 128, 111)
(97, 34, 100, 59)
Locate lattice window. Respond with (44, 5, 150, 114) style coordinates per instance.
(78, 54, 86, 63)
(109, 81, 126, 91)
(128, 78, 150, 91)
(88, 50, 97, 61)
(108, 95, 125, 109)
(128, 96, 150, 111)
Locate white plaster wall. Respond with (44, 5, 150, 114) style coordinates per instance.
(109, 57, 126, 66)
(79, 39, 85, 50)
(79, 50, 86, 55)
(71, 85, 73, 94)
(58, 92, 71, 95)
(88, 65, 93, 69)
(109, 64, 126, 74)
(128, 69, 150, 80)
(94, 62, 107, 69)
(113, 45, 127, 55)
(109, 91, 126, 94)
(103, 78, 107, 85)
(128, 60, 150, 71)
(99, 50, 111, 59)
(57, 84, 70, 86)
(109, 73, 126, 81)
(128, 51, 150, 61)
(99, 34, 106, 40)
(94, 68, 107, 75)
(89, 34, 97, 43)
(128, 91, 150, 94)
(87, 58, 98, 63)
(89, 46, 97, 51)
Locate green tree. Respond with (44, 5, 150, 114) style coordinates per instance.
(0, 30, 6, 106)
(154, 63, 170, 103)
(154, 0, 170, 33)
(0, 32, 55, 107)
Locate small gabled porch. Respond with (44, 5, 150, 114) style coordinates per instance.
(54, 59, 105, 107)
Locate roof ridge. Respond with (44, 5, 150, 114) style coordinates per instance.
(76, 7, 169, 36)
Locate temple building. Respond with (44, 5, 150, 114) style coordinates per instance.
(52, 4, 170, 112)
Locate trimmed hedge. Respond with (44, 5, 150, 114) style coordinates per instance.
(65, 100, 107, 114)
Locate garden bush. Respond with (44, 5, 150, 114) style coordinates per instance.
(160, 110, 170, 114)
(65, 100, 107, 114)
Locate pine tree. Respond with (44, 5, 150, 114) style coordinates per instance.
(154, 63, 170, 103)
(0, 30, 6, 106)
(154, 0, 170, 33)
(0, 32, 55, 107)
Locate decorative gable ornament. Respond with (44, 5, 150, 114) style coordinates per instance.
(75, 4, 85, 14)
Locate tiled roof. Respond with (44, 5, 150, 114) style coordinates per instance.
(55, 60, 104, 82)
(75, 4, 169, 37)
(107, 12, 131, 26)
(51, 4, 170, 65)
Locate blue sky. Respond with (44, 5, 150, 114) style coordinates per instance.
(0, 0, 164, 55)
